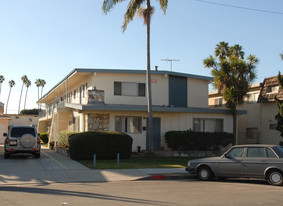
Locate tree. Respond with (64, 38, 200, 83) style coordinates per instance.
(18, 75, 28, 114)
(24, 79, 31, 110)
(0, 75, 4, 99)
(6, 80, 15, 114)
(275, 70, 283, 139)
(40, 79, 46, 98)
(204, 42, 258, 144)
(35, 79, 41, 109)
(102, 0, 168, 153)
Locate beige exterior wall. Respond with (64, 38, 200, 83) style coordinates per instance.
(260, 103, 281, 145)
(0, 119, 9, 144)
(187, 78, 209, 108)
(8, 115, 39, 128)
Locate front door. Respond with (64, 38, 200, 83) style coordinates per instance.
(146, 117, 161, 151)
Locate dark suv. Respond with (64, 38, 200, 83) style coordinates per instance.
(4, 126, 41, 158)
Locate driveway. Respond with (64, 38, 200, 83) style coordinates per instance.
(0, 145, 155, 184)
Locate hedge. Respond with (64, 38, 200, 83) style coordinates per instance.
(40, 132, 49, 144)
(165, 130, 233, 151)
(57, 131, 80, 149)
(69, 131, 133, 160)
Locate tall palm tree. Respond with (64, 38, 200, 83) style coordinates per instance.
(102, 0, 168, 153)
(0, 75, 5, 99)
(40, 79, 46, 98)
(35, 79, 41, 109)
(6, 80, 15, 114)
(204, 42, 258, 144)
(18, 75, 28, 114)
(24, 79, 31, 110)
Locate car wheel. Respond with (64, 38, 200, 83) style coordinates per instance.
(4, 153, 10, 158)
(34, 153, 40, 158)
(198, 166, 213, 181)
(267, 170, 283, 186)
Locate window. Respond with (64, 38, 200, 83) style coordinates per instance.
(247, 92, 259, 102)
(214, 98, 223, 107)
(247, 147, 265, 158)
(115, 116, 142, 134)
(266, 148, 277, 158)
(74, 90, 76, 99)
(193, 118, 223, 132)
(114, 82, 145, 97)
(227, 147, 245, 158)
(267, 86, 279, 93)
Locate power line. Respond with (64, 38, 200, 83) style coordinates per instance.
(194, 0, 283, 15)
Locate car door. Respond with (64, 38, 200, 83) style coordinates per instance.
(217, 147, 245, 177)
(242, 147, 267, 178)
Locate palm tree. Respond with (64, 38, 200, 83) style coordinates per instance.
(24, 79, 31, 110)
(35, 79, 41, 109)
(0, 75, 5, 99)
(204, 41, 258, 144)
(6, 80, 15, 114)
(18, 75, 28, 114)
(40, 79, 46, 98)
(102, 0, 168, 153)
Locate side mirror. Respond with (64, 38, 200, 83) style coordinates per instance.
(224, 153, 230, 158)
(3, 133, 7, 137)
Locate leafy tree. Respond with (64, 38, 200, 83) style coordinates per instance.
(204, 42, 258, 144)
(6, 80, 15, 114)
(24, 79, 31, 110)
(0, 75, 4, 99)
(20, 108, 42, 115)
(275, 71, 283, 138)
(18, 75, 28, 114)
(102, 0, 168, 153)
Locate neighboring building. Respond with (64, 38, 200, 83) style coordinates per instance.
(37, 68, 244, 152)
(209, 75, 283, 145)
(8, 114, 39, 129)
(0, 102, 11, 144)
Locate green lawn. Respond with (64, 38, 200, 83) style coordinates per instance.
(80, 157, 196, 169)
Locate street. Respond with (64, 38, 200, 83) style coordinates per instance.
(1, 145, 283, 205)
(1, 179, 283, 206)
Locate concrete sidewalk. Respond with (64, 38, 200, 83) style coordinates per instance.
(0, 146, 192, 185)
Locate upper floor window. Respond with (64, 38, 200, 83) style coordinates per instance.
(214, 98, 223, 107)
(114, 82, 145, 97)
(247, 92, 259, 103)
(267, 86, 279, 93)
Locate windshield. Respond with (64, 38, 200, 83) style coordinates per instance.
(272, 146, 283, 158)
(11, 127, 36, 137)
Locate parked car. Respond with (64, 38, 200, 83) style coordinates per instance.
(4, 125, 41, 158)
(186, 144, 283, 186)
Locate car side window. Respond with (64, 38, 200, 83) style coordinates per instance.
(227, 148, 245, 158)
(266, 148, 277, 158)
(247, 148, 265, 158)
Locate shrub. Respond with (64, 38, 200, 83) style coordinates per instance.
(69, 131, 133, 160)
(165, 130, 233, 151)
(49, 141, 55, 150)
(57, 131, 80, 149)
(40, 132, 49, 144)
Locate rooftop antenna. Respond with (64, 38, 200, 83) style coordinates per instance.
(161, 58, 180, 72)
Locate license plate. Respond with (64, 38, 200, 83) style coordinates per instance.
(10, 141, 17, 146)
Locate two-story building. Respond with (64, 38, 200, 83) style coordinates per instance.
(37, 68, 244, 151)
(0, 102, 11, 144)
(209, 75, 283, 145)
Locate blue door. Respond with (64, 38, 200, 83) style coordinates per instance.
(146, 118, 161, 150)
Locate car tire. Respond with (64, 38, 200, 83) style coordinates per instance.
(198, 166, 213, 181)
(34, 153, 40, 158)
(267, 170, 283, 186)
(4, 153, 10, 158)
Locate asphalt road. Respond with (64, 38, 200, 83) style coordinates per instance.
(1, 179, 283, 206)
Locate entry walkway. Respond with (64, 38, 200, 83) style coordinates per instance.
(0, 146, 188, 185)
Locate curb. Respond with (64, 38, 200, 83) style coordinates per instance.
(138, 173, 196, 181)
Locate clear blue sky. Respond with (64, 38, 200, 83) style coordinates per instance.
(0, 0, 282, 114)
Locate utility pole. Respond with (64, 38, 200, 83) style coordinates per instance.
(161, 58, 180, 72)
